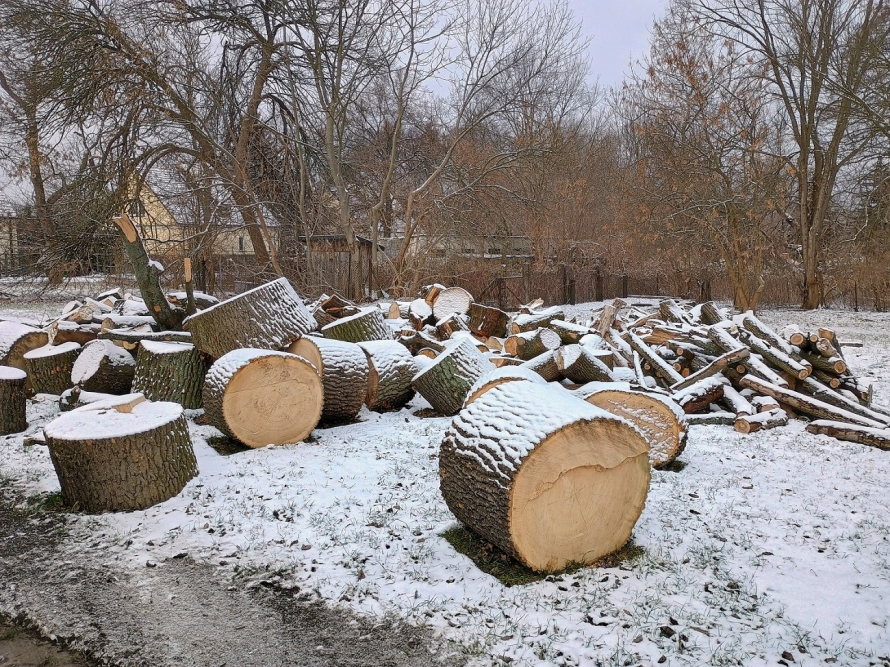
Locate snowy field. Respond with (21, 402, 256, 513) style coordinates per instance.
(2, 299, 890, 666)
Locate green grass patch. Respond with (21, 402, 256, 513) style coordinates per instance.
(441, 525, 646, 586)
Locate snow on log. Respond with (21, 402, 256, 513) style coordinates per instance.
(673, 376, 725, 414)
(439, 381, 650, 572)
(509, 307, 566, 334)
(322, 307, 393, 343)
(0, 366, 27, 434)
(487, 354, 525, 368)
(356, 340, 416, 411)
(626, 330, 684, 385)
(287, 336, 369, 422)
(71, 339, 136, 394)
(685, 411, 736, 426)
(737, 312, 794, 355)
(463, 365, 546, 408)
(798, 376, 890, 427)
(669, 347, 749, 392)
(806, 420, 890, 450)
(467, 303, 508, 338)
(99, 328, 191, 352)
(504, 327, 561, 360)
(742, 332, 811, 380)
(59, 386, 115, 412)
(408, 299, 434, 330)
(575, 383, 687, 469)
(23, 342, 81, 395)
(799, 351, 847, 375)
(555, 344, 615, 383)
(0, 321, 49, 390)
(721, 383, 755, 417)
(203, 349, 323, 447)
(432, 287, 473, 321)
(411, 339, 494, 416)
(44, 395, 197, 512)
(734, 407, 788, 434)
(659, 299, 691, 325)
(520, 350, 561, 381)
(132, 341, 209, 409)
(436, 313, 469, 340)
(699, 301, 729, 325)
(183, 278, 315, 358)
(548, 320, 590, 345)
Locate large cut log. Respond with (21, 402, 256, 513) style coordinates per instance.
(44, 395, 197, 512)
(739, 375, 886, 428)
(575, 382, 687, 469)
(555, 344, 615, 383)
(399, 330, 446, 355)
(659, 299, 691, 325)
(287, 337, 369, 423)
(52, 321, 100, 346)
(669, 347, 749, 392)
(440, 381, 650, 572)
(411, 339, 494, 416)
(0, 366, 27, 435)
(463, 366, 546, 407)
(594, 299, 625, 336)
(467, 303, 508, 338)
(387, 301, 411, 320)
(408, 299, 434, 330)
(71, 339, 136, 394)
(548, 320, 590, 345)
(322, 307, 393, 343)
(436, 313, 469, 340)
(673, 376, 725, 414)
(721, 383, 755, 417)
(432, 287, 473, 321)
(132, 341, 209, 409)
(356, 340, 416, 411)
(23, 342, 81, 395)
(699, 301, 729, 325)
(0, 321, 49, 390)
(520, 350, 561, 381)
(203, 349, 323, 447)
(183, 278, 315, 358)
(510, 307, 566, 334)
(504, 327, 561, 360)
(806, 420, 890, 451)
(626, 331, 684, 385)
(734, 408, 788, 434)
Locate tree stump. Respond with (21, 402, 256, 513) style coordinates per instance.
(287, 336, 369, 422)
(322, 307, 393, 343)
(463, 365, 546, 407)
(431, 287, 473, 321)
(132, 341, 209, 409)
(504, 328, 561, 360)
(183, 278, 315, 358)
(0, 321, 49, 391)
(71, 339, 136, 394)
(440, 381, 650, 572)
(203, 349, 324, 447)
(43, 395, 198, 512)
(467, 303, 508, 338)
(411, 339, 493, 416)
(0, 366, 27, 435)
(23, 342, 81, 395)
(356, 340, 416, 411)
(575, 383, 686, 469)
(555, 344, 615, 383)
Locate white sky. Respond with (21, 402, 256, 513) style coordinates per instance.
(567, 0, 667, 87)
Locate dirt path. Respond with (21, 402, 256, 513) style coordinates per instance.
(0, 495, 467, 667)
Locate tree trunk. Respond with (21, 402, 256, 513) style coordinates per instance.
(699, 301, 728, 325)
(23, 342, 81, 395)
(321, 308, 393, 344)
(203, 349, 324, 448)
(184, 278, 315, 359)
(356, 341, 416, 411)
(431, 287, 473, 321)
(0, 367, 27, 435)
(71, 340, 136, 394)
(44, 397, 197, 512)
(440, 381, 650, 572)
(132, 341, 209, 409)
(510, 307, 566, 334)
(411, 339, 493, 416)
(287, 337, 369, 423)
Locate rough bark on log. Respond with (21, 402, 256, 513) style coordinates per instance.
(99, 328, 192, 352)
(548, 319, 590, 345)
(674, 376, 725, 414)
(659, 299, 691, 324)
(575, 383, 687, 469)
(685, 411, 736, 426)
(669, 347, 749, 392)
(432, 287, 473, 321)
(504, 328, 561, 360)
(0, 366, 27, 434)
(440, 380, 650, 572)
(467, 303, 508, 338)
(411, 339, 493, 416)
(738, 312, 794, 355)
(742, 332, 811, 380)
(463, 365, 546, 407)
(594, 299, 625, 336)
(436, 313, 469, 340)
(132, 341, 209, 409)
(59, 386, 116, 412)
(44, 396, 197, 511)
(555, 345, 615, 383)
(626, 331, 684, 385)
(739, 375, 885, 428)
(71, 339, 136, 394)
(734, 407, 788, 434)
(510, 307, 566, 334)
(798, 377, 890, 427)
(699, 301, 728, 325)
(721, 383, 755, 417)
(357, 340, 416, 411)
(203, 349, 323, 447)
(398, 330, 446, 355)
(519, 351, 561, 381)
(806, 420, 890, 450)
(0, 321, 49, 390)
(287, 337, 369, 423)
(322, 307, 393, 343)
(23, 342, 81, 395)
(799, 351, 846, 375)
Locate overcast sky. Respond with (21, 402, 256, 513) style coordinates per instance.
(567, 0, 667, 87)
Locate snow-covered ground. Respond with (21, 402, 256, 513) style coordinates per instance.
(2, 301, 890, 666)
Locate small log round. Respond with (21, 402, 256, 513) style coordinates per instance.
(322, 307, 393, 343)
(71, 339, 136, 394)
(132, 341, 209, 409)
(504, 327, 561, 360)
(44, 396, 198, 512)
(203, 349, 323, 447)
(556, 344, 615, 383)
(287, 336, 369, 423)
(408, 299, 434, 330)
(0, 321, 49, 391)
(575, 383, 687, 469)
(411, 339, 493, 416)
(23, 342, 81, 395)
(432, 287, 473, 321)
(463, 365, 546, 407)
(0, 366, 28, 434)
(440, 381, 650, 572)
(436, 313, 469, 340)
(357, 340, 416, 411)
(467, 303, 508, 338)
(183, 277, 316, 359)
